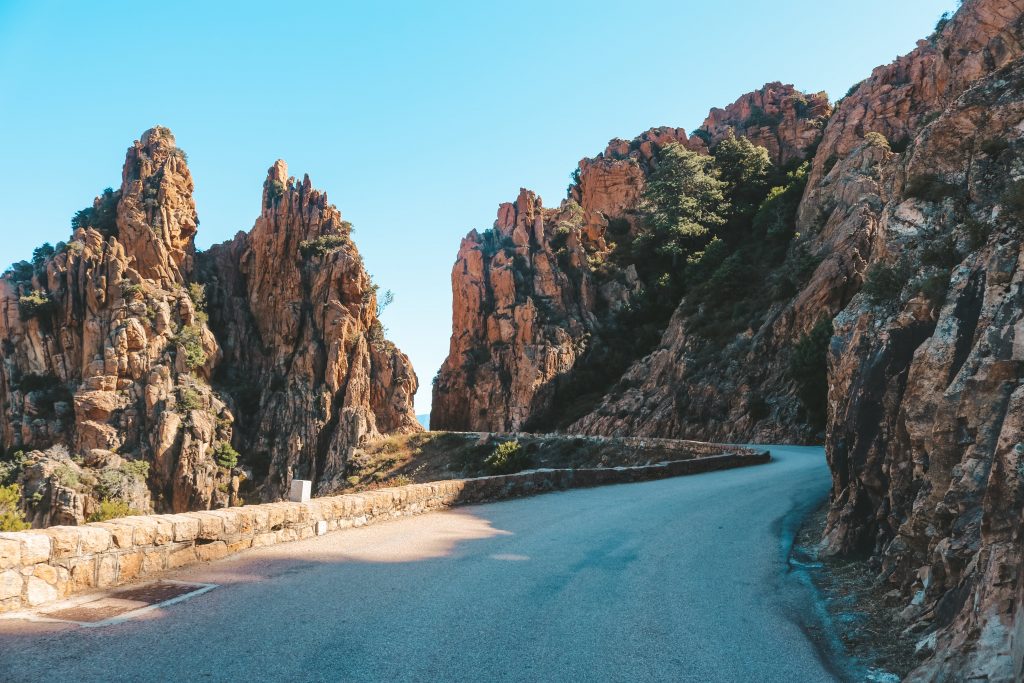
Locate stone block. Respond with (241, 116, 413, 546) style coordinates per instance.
(129, 518, 159, 546)
(288, 479, 311, 503)
(0, 569, 22, 600)
(170, 515, 200, 543)
(141, 548, 165, 574)
(66, 556, 97, 593)
(196, 542, 229, 562)
(0, 536, 20, 569)
(189, 512, 225, 541)
(118, 552, 143, 583)
(18, 533, 51, 565)
(251, 532, 278, 548)
(211, 509, 240, 536)
(96, 554, 117, 588)
(167, 544, 196, 569)
(266, 505, 286, 530)
(250, 507, 270, 534)
(94, 522, 135, 549)
(152, 517, 175, 545)
(226, 538, 253, 554)
(78, 526, 112, 554)
(43, 527, 80, 559)
(25, 576, 58, 606)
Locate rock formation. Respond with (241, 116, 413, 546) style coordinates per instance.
(0, 128, 418, 525)
(432, 85, 829, 433)
(199, 160, 420, 498)
(699, 82, 830, 167)
(435, 0, 1024, 677)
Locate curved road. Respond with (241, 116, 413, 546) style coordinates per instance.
(0, 446, 836, 682)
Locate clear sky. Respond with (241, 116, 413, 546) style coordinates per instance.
(0, 0, 955, 413)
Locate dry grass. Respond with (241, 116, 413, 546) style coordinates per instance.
(795, 506, 918, 679)
(337, 431, 714, 493)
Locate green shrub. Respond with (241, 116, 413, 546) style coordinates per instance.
(53, 464, 80, 490)
(965, 218, 991, 250)
(299, 234, 347, 258)
(911, 268, 951, 309)
(168, 146, 188, 163)
(863, 132, 890, 150)
(186, 282, 206, 309)
(862, 261, 909, 304)
(920, 236, 960, 269)
(0, 483, 29, 531)
(905, 174, 960, 202)
(266, 180, 286, 204)
(32, 243, 55, 271)
(71, 187, 120, 237)
(713, 132, 771, 219)
(1000, 180, 1024, 221)
(121, 459, 150, 480)
(87, 499, 134, 523)
(484, 440, 533, 475)
(0, 450, 26, 486)
(123, 283, 145, 298)
(174, 325, 208, 370)
(18, 289, 57, 320)
(752, 162, 809, 242)
(4, 261, 33, 281)
(790, 316, 833, 432)
(742, 105, 782, 129)
(635, 142, 728, 293)
(95, 460, 149, 501)
(177, 386, 202, 413)
(213, 442, 239, 470)
(980, 139, 1009, 157)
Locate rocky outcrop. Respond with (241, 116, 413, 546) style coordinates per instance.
(200, 160, 420, 499)
(0, 127, 231, 518)
(436, 1, 1024, 677)
(0, 129, 417, 525)
(431, 189, 600, 432)
(698, 82, 831, 166)
(820, 19, 1024, 683)
(804, 0, 1024, 194)
(432, 85, 829, 433)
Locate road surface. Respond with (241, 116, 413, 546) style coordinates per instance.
(0, 445, 838, 682)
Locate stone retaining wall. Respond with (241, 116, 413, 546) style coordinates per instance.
(0, 448, 769, 613)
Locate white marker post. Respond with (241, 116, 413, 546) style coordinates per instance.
(289, 479, 311, 503)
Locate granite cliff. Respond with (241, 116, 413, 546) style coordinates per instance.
(435, 0, 1024, 678)
(0, 129, 418, 526)
(432, 84, 830, 434)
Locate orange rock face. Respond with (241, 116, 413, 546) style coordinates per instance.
(433, 85, 829, 433)
(436, 1, 1024, 677)
(431, 189, 595, 432)
(699, 82, 831, 166)
(0, 129, 418, 523)
(201, 161, 421, 498)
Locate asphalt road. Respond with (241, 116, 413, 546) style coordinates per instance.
(0, 445, 837, 683)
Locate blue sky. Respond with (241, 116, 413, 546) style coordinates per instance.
(0, 0, 955, 413)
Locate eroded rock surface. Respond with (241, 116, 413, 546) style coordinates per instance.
(435, 1, 1024, 678)
(200, 161, 420, 499)
(432, 84, 828, 433)
(0, 129, 417, 523)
